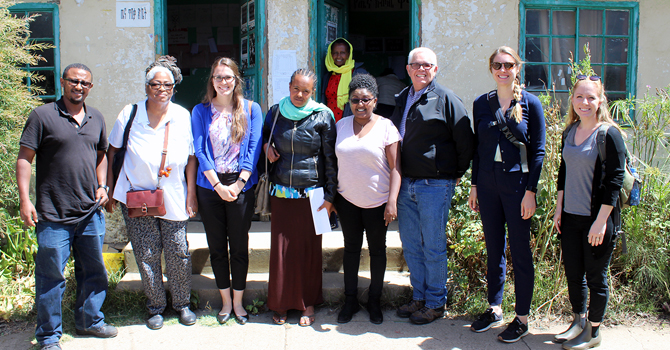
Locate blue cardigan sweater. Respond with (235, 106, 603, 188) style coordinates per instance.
(471, 90, 546, 191)
(191, 99, 263, 192)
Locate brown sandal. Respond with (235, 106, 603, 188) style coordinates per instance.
(272, 312, 287, 325)
(299, 314, 315, 327)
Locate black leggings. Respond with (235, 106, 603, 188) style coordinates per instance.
(561, 211, 616, 323)
(335, 195, 388, 297)
(197, 181, 255, 291)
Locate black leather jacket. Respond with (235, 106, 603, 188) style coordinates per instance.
(263, 105, 338, 203)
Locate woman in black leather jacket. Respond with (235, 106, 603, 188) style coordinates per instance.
(262, 68, 337, 327)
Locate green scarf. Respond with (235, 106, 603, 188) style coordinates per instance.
(325, 38, 355, 110)
(279, 96, 334, 121)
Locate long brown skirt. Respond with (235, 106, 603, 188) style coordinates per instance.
(267, 196, 323, 312)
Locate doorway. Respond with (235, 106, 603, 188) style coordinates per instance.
(161, 0, 264, 112)
(314, 1, 414, 87)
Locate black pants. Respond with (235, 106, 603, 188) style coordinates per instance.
(561, 212, 616, 323)
(335, 195, 388, 297)
(197, 181, 255, 291)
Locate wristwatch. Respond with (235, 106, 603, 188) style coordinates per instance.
(237, 177, 247, 185)
(98, 184, 109, 193)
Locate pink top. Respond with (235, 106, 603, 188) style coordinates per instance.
(335, 116, 401, 208)
(209, 104, 241, 173)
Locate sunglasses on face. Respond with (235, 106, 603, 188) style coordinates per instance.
(408, 62, 435, 70)
(350, 98, 375, 105)
(147, 82, 175, 91)
(63, 78, 93, 89)
(491, 62, 516, 70)
(213, 75, 235, 83)
(576, 74, 601, 81)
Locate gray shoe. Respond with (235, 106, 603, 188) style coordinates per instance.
(554, 313, 586, 343)
(147, 314, 164, 330)
(41, 343, 61, 350)
(179, 308, 197, 326)
(75, 323, 118, 338)
(563, 320, 602, 350)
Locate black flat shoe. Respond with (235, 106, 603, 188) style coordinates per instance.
(146, 314, 164, 330)
(235, 313, 249, 325)
(179, 308, 196, 326)
(217, 313, 231, 324)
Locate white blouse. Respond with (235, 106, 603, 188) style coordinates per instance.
(109, 100, 194, 221)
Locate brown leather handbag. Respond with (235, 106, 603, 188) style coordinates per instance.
(126, 121, 170, 218)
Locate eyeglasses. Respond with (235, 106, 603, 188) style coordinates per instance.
(576, 74, 601, 81)
(63, 78, 93, 89)
(408, 62, 435, 70)
(350, 98, 375, 105)
(213, 75, 235, 83)
(491, 62, 516, 70)
(147, 82, 175, 91)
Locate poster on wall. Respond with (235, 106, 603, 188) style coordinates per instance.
(241, 36, 248, 70)
(248, 32, 256, 68)
(272, 50, 297, 105)
(116, 2, 151, 27)
(240, 3, 248, 35)
(248, 1, 255, 32)
(324, 4, 339, 46)
(244, 76, 255, 100)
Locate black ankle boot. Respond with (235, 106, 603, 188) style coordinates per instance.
(338, 295, 360, 323)
(367, 295, 383, 324)
(554, 313, 586, 343)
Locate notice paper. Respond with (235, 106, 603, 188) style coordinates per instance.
(308, 188, 331, 235)
(271, 50, 297, 104)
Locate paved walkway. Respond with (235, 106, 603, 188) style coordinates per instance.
(4, 310, 670, 350)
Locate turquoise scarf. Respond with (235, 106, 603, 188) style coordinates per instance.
(279, 96, 334, 121)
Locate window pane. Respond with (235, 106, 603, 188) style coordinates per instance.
(526, 9, 549, 35)
(579, 9, 603, 35)
(31, 40, 55, 68)
(552, 38, 574, 63)
(605, 38, 628, 63)
(579, 37, 603, 64)
(604, 66, 627, 92)
(525, 64, 549, 90)
(606, 10, 629, 35)
(32, 70, 55, 96)
(553, 10, 575, 35)
(526, 37, 549, 63)
(29, 12, 53, 38)
(552, 65, 572, 90)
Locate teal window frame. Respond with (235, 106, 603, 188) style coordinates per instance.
(519, 0, 639, 101)
(9, 3, 61, 101)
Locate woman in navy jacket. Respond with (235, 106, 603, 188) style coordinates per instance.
(192, 57, 263, 325)
(553, 75, 625, 350)
(468, 46, 546, 343)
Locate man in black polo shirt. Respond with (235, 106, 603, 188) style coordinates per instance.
(17, 63, 118, 350)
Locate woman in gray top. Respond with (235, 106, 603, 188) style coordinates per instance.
(553, 74, 627, 350)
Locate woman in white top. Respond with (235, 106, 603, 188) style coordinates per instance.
(105, 56, 198, 330)
(334, 73, 401, 325)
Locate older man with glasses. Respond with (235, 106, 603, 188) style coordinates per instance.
(390, 47, 475, 325)
(17, 63, 117, 350)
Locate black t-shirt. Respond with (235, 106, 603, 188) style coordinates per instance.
(19, 98, 108, 224)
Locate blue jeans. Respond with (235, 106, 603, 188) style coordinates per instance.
(397, 177, 456, 309)
(34, 210, 108, 346)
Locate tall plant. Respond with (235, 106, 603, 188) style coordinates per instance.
(0, 0, 51, 216)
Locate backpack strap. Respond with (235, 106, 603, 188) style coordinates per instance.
(486, 90, 529, 173)
(596, 124, 610, 185)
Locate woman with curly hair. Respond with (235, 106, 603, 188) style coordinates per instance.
(105, 56, 198, 330)
(334, 73, 401, 325)
(191, 57, 263, 325)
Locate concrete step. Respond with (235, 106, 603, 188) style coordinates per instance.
(122, 220, 407, 275)
(116, 271, 412, 310)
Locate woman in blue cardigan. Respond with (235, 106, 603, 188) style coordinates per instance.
(192, 57, 263, 325)
(468, 46, 546, 343)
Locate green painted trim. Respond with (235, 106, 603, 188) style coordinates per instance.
(9, 3, 61, 100)
(154, 0, 166, 55)
(257, 0, 267, 108)
(410, 0, 421, 49)
(309, 0, 319, 74)
(520, 0, 638, 8)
